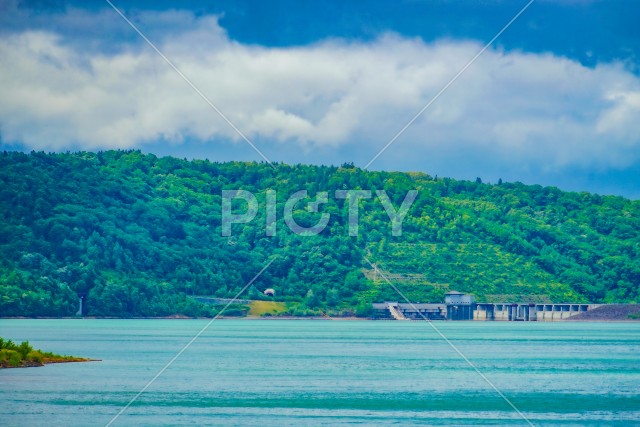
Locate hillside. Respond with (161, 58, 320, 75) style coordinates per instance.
(0, 150, 638, 317)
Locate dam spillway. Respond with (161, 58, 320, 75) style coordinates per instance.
(473, 303, 598, 321)
(372, 291, 602, 321)
(372, 301, 600, 321)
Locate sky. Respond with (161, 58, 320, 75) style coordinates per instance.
(1, 0, 639, 198)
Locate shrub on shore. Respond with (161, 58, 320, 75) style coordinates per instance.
(0, 337, 89, 368)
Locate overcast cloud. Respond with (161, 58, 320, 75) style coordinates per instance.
(1, 6, 639, 195)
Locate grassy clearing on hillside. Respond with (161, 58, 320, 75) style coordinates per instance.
(249, 301, 287, 316)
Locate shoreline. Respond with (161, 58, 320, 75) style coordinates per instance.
(0, 358, 100, 369)
(1, 316, 639, 322)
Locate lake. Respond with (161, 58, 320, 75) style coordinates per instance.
(1, 319, 639, 426)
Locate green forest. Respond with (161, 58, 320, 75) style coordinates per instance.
(0, 150, 638, 317)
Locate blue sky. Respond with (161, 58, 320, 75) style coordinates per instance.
(1, 0, 639, 198)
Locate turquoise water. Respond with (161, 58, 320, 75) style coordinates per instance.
(1, 319, 639, 426)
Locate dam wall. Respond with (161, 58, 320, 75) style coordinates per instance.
(473, 303, 602, 321)
(373, 299, 604, 321)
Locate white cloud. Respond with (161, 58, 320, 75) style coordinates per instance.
(597, 91, 640, 139)
(1, 10, 639, 175)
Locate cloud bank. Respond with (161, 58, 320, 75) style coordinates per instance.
(1, 9, 639, 180)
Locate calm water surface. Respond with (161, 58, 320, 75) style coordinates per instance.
(1, 319, 639, 426)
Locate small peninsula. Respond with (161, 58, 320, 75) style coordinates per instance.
(0, 338, 94, 368)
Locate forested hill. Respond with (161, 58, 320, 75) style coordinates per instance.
(1, 150, 639, 317)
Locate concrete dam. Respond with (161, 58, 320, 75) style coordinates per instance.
(372, 291, 600, 321)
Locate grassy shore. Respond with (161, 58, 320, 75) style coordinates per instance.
(0, 338, 94, 368)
